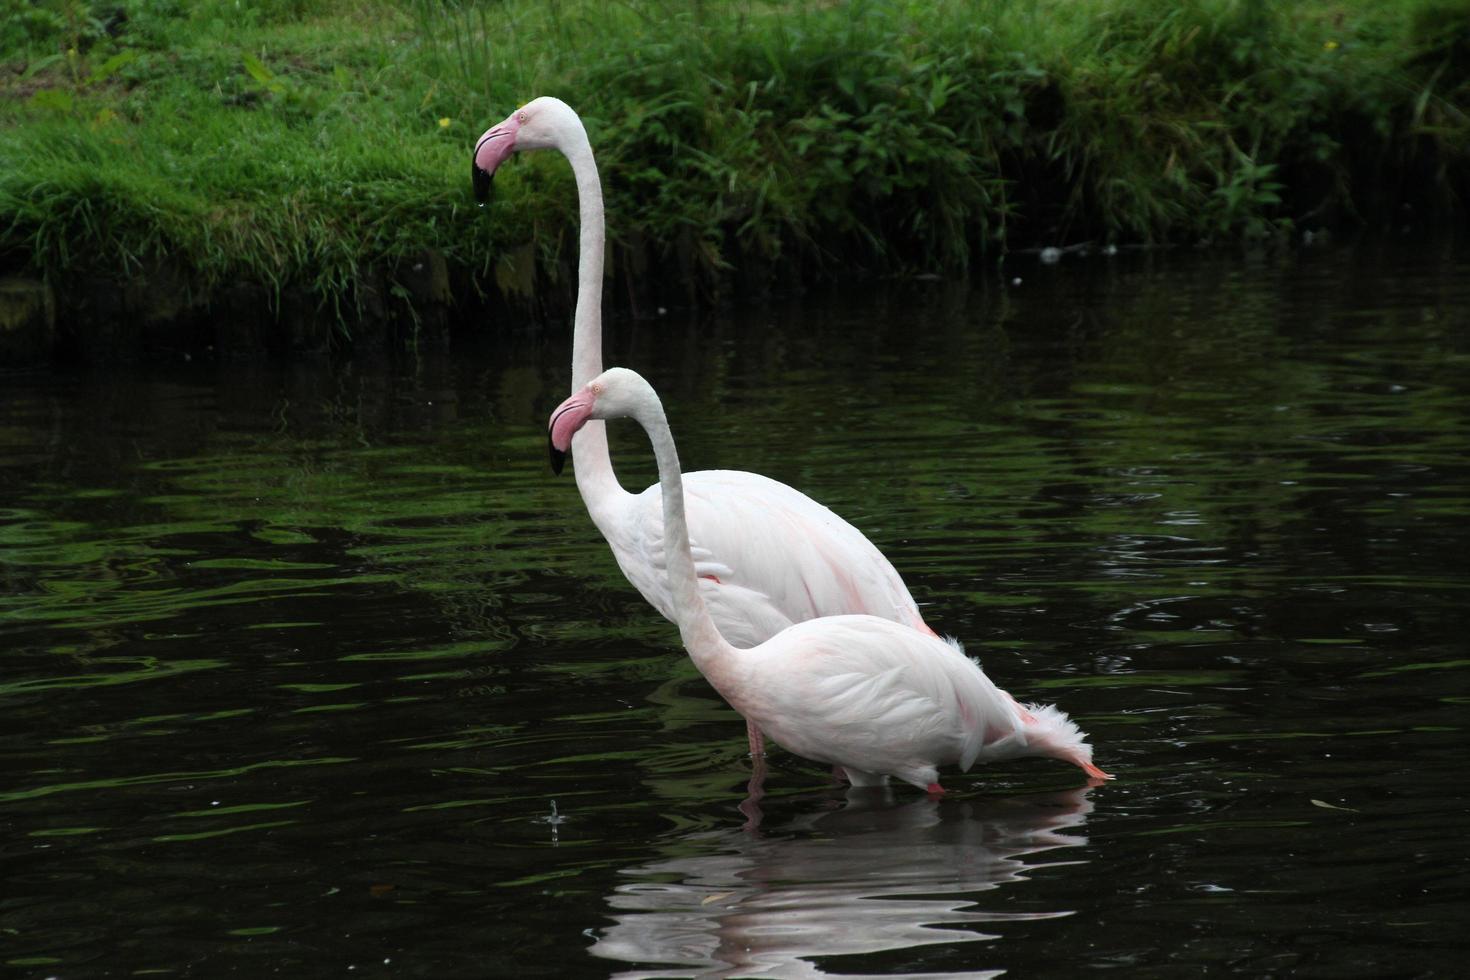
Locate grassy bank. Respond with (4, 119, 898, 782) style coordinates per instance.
(1, 0, 1467, 352)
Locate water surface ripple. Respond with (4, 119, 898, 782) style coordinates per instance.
(2, 245, 1467, 977)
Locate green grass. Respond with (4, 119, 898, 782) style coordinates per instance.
(1, 0, 1467, 341)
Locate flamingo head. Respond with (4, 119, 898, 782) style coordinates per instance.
(473, 96, 583, 203)
(547, 385, 595, 475)
(546, 368, 655, 474)
(1021, 703, 1115, 782)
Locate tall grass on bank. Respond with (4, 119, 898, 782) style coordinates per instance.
(1, 0, 485, 322)
(1, 0, 1467, 334)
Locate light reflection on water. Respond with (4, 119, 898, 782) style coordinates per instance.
(1, 244, 1468, 976)
(592, 788, 1092, 980)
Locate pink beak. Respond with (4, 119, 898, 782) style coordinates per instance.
(547, 388, 596, 474)
(472, 112, 521, 203)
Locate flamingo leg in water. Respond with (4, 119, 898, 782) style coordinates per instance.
(739, 753, 768, 833)
(747, 722, 765, 759)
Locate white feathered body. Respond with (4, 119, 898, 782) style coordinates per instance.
(596, 468, 931, 648)
(705, 615, 1099, 790)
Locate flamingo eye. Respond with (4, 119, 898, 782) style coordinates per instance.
(590, 383, 603, 396)
(517, 111, 527, 124)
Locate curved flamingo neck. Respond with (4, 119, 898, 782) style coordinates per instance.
(556, 111, 626, 516)
(629, 387, 742, 679)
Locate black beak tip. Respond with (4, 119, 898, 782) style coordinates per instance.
(549, 439, 567, 475)
(472, 164, 494, 204)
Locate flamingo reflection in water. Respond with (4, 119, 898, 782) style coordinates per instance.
(588, 786, 1094, 979)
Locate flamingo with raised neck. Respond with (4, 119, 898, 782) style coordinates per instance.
(548, 368, 1112, 792)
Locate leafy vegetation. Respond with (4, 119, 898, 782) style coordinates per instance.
(0, 0, 1466, 342)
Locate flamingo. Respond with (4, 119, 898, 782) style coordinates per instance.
(474, 97, 937, 759)
(548, 368, 1112, 792)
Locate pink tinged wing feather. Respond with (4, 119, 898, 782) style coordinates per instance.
(610, 469, 927, 647)
(732, 618, 1023, 790)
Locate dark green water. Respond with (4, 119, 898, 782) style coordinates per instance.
(3, 244, 1468, 978)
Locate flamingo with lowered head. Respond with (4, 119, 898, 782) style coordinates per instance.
(475, 98, 940, 759)
(548, 367, 1112, 792)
